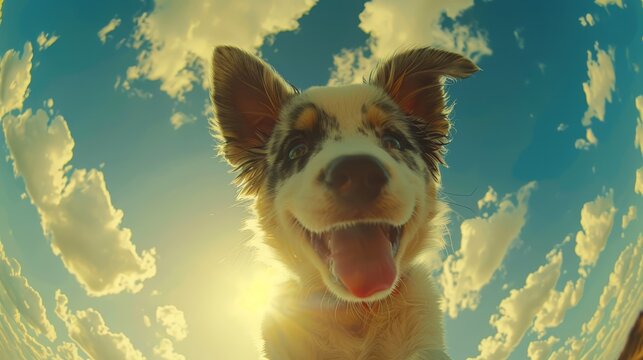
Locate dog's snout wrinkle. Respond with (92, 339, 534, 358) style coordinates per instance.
(323, 155, 389, 204)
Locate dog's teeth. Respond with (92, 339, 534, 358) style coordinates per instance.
(391, 240, 400, 257)
(328, 259, 339, 282)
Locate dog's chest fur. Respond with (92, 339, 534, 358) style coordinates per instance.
(261, 267, 447, 360)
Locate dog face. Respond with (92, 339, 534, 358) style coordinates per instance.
(211, 47, 477, 302)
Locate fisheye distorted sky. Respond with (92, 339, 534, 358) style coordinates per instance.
(0, 0, 641, 359)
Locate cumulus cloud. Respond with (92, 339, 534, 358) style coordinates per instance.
(170, 111, 196, 130)
(126, 0, 318, 100)
(328, 0, 491, 85)
(0, 43, 33, 119)
(551, 235, 643, 359)
(574, 127, 598, 150)
(637, 168, 643, 195)
(574, 189, 616, 270)
(621, 206, 637, 230)
(55, 290, 145, 360)
(55, 342, 84, 360)
(635, 95, 642, 156)
(98, 17, 121, 44)
(0, 239, 58, 360)
(0, 238, 90, 360)
(441, 182, 537, 318)
(527, 336, 559, 360)
(581, 42, 615, 127)
(595, 0, 623, 8)
(2, 109, 156, 296)
(579, 13, 596, 27)
(533, 277, 585, 335)
(156, 305, 188, 342)
(37, 32, 59, 51)
(327, 47, 377, 87)
(557, 123, 568, 132)
(477, 186, 498, 209)
(0, 240, 56, 342)
(153, 338, 186, 360)
(471, 249, 563, 360)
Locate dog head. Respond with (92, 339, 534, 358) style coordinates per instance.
(211, 46, 477, 302)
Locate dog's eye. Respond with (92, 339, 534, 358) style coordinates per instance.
(382, 134, 402, 150)
(288, 143, 309, 160)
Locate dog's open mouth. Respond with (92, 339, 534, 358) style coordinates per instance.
(300, 221, 402, 298)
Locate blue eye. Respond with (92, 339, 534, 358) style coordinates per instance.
(382, 134, 402, 150)
(288, 143, 309, 160)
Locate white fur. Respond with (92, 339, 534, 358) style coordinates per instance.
(254, 85, 451, 359)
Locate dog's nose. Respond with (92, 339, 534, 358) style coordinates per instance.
(323, 155, 389, 204)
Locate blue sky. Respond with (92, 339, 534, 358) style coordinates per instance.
(0, 0, 641, 359)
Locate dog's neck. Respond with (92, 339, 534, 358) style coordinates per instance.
(271, 275, 407, 337)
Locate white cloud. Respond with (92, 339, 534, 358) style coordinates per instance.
(470, 249, 563, 360)
(635, 95, 643, 156)
(595, 0, 623, 8)
(557, 123, 568, 132)
(156, 305, 188, 342)
(581, 42, 615, 127)
(55, 342, 84, 360)
(2, 109, 157, 296)
(126, 0, 318, 100)
(0, 238, 90, 360)
(441, 182, 537, 318)
(170, 111, 196, 130)
(477, 186, 498, 209)
(98, 17, 121, 44)
(622, 206, 637, 230)
(328, 0, 491, 85)
(574, 127, 598, 150)
(579, 13, 596, 27)
(513, 28, 525, 49)
(0, 239, 58, 360)
(327, 47, 377, 86)
(533, 277, 585, 335)
(527, 336, 559, 360)
(574, 189, 616, 269)
(144, 315, 152, 327)
(0, 240, 56, 342)
(0, 43, 33, 119)
(37, 32, 59, 51)
(637, 168, 643, 195)
(55, 290, 146, 360)
(548, 336, 587, 360)
(153, 338, 186, 360)
(551, 235, 643, 360)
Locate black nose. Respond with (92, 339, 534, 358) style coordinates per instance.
(323, 155, 389, 204)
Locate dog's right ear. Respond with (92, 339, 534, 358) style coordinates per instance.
(211, 46, 295, 196)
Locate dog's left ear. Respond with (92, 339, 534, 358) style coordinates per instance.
(368, 47, 479, 137)
(211, 46, 295, 196)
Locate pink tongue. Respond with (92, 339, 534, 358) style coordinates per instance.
(329, 225, 396, 298)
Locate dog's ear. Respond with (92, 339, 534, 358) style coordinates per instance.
(368, 47, 478, 137)
(211, 46, 295, 196)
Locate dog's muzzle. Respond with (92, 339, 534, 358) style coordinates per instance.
(321, 155, 389, 204)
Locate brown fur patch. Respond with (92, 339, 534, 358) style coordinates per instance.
(368, 47, 479, 139)
(293, 106, 319, 131)
(364, 104, 390, 128)
(210, 46, 297, 197)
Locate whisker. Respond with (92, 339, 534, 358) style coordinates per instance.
(439, 185, 478, 197)
(442, 200, 476, 215)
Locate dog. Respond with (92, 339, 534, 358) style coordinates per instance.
(210, 46, 478, 359)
